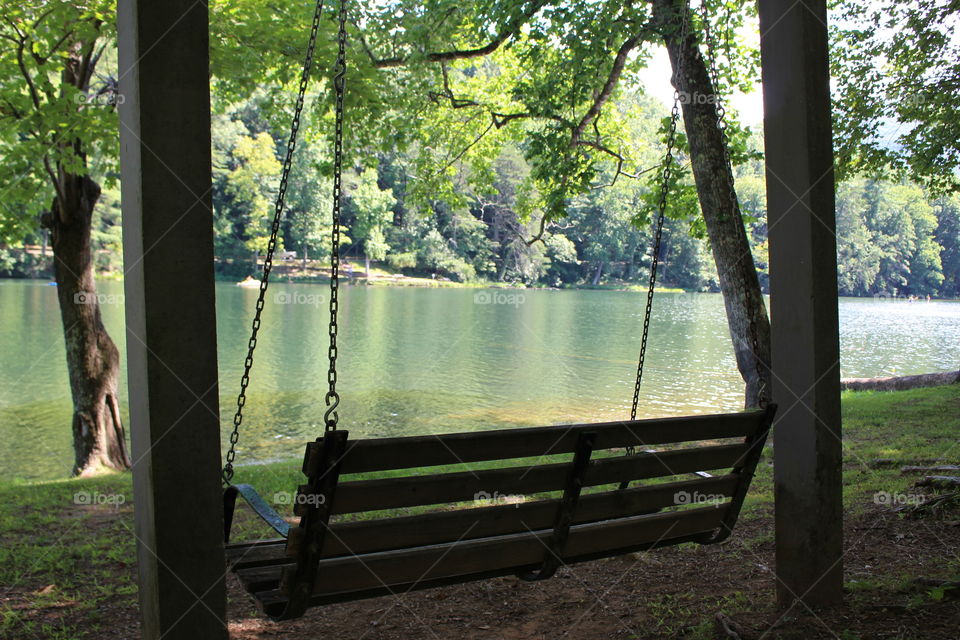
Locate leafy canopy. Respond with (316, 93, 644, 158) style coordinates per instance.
(0, 0, 115, 241)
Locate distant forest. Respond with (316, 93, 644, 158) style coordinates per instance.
(5, 87, 956, 298)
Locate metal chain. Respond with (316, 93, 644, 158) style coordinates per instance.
(323, 0, 348, 433)
(700, 1, 769, 407)
(628, 0, 691, 437)
(700, 1, 729, 150)
(222, 0, 328, 485)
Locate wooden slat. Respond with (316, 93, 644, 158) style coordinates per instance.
(250, 526, 717, 619)
(305, 410, 767, 475)
(235, 505, 726, 601)
(227, 474, 739, 570)
(330, 443, 748, 514)
(226, 537, 286, 555)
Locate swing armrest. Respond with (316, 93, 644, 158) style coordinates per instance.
(224, 483, 291, 543)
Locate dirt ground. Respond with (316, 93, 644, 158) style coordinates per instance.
(4, 499, 958, 639)
(218, 505, 959, 640)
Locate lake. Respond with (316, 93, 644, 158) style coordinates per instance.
(1, 279, 958, 480)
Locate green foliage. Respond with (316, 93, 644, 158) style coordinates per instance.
(934, 197, 960, 297)
(347, 168, 396, 265)
(832, 0, 960, 194)
(835, 179, 948, 297)
(211, 100, 285, 265)
(91, 184, 122, 273)
(0, 0, 955, 300)
(0, 0, 116, 243)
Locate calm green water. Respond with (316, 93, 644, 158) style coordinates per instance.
(1, 280, 958, 480)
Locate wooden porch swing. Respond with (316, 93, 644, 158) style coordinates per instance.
(221, 0, 776, 621)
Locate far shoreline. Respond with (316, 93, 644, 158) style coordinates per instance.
(4, 272, 960, 301)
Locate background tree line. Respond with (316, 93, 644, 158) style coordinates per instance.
(5, 88, 958, 298)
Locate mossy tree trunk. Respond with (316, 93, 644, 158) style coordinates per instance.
(44, 42, 131, 476)
(47, 170, 131, 475)
(654, 0, 772, 408)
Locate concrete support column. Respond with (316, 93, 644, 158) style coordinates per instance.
(118, 0, 227, 637)
(758, 0, 844, 607)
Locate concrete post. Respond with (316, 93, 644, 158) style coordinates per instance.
(118, 0, 228, 636)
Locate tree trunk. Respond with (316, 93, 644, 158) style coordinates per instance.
(364, 253, 371, 278)
(591, 261, 604, 286)
(655, 0, 772, 408)
(46, 171, 131, 475)
(625, 239, 638, 280)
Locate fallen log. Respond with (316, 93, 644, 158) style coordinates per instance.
(841, 370, 960, 392)
(868, 458, 940, 469)
(913, 577, 960, 589)
(901, 465, 960, 475)
(915, 476, 960, 489)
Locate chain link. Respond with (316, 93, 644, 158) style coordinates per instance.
(628, 0, 691, 435)
(222, 0, 328, 485)
(323, 0, 348, 433)
(700, 1, 768, 407)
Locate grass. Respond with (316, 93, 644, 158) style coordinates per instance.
(1, 384, 957, 638)
(839, 385, 959, 511)
(0, 474, 136, 639)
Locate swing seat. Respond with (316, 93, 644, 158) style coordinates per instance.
(224, 405, 775, 620)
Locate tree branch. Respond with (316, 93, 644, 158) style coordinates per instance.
(576, 140, 662, 187)
(371, 0, 550, 68)
(39, 28, 77, 66)
(571, 35, 641, 144)
(492, 111, 570, 128)
(402, 14, 662, 197)
(428, 62, 480, 109)
(75, 21, 104, 92)
(0, 98, 23, 119)
(4, 22, 43, 109)
(439, 117, 495, 174)
(523, 216, 549, 246)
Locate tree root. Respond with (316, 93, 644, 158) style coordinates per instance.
(714, 612, 747, 639)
